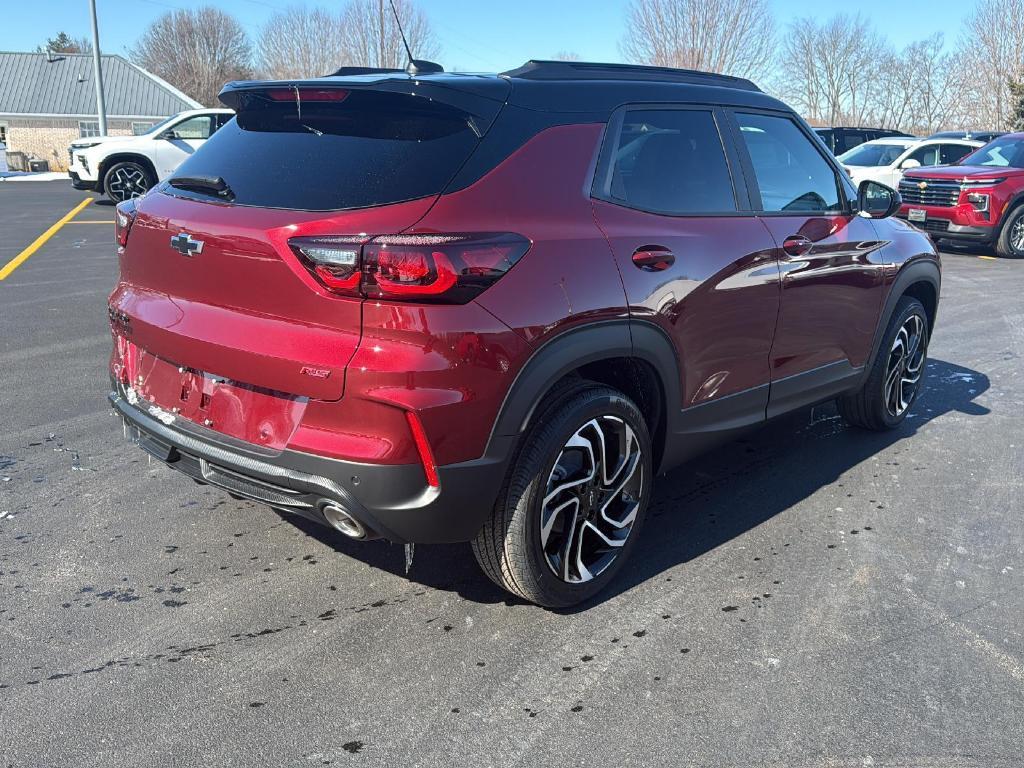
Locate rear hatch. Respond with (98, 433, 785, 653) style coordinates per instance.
(111, 76, 508, 441)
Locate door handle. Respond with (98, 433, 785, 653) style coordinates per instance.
(782, 235, 813, 257)
(632, 246, 675, 271)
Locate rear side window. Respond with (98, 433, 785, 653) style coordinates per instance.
(940, 143, 974, 165)
(168, 90, 481, 211)
(736, 113, 842, 213)
(607, 109, 736, 214)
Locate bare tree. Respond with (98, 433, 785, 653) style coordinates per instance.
(131, 8, 253, 107)
(258, 7, 350, 79)
(778, 15, 887, 126)
(960, 0, 1024, 128)
(552, 51, 581, 62)
(340, 0, 439, 69)
(620, 0, 775, 80)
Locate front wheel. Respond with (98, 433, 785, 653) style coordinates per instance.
(995, 205, 1024, 259)
(838, 296, 929, 431)
(103, 161, 153, 203)
(472, 383, 653, 608)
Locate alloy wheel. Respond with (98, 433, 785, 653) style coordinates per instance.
(1011, 216, 1024, 255)
(107, 166, 149, 202)
(540, 415, 644, 584)
(884, 313, 927, 417)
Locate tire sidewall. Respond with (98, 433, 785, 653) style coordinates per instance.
(512, 389, 653, 608)
(996, 206, 1024, 259)
(876, 299, 929, 428)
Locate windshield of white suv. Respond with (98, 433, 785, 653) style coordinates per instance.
(960, 136, 1024, 168)
(140, 115, 180, 136)
(838, 142, 913, 166)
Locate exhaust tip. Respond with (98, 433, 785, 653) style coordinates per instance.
(322, 503, 367, 540)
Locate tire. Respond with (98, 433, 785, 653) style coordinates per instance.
(472, 382, 653, 608)
(103, 161, 154, 203)
(995, 204, 1024, 259)
(838, 296, 929, 431)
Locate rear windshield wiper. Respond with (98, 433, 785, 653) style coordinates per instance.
(168, 174, 235, 201)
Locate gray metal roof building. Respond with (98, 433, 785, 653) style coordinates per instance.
(0, 51, 200, 117)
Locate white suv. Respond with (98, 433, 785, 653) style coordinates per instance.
(68, 108, 233, 202)
(837, 137, 982, 190)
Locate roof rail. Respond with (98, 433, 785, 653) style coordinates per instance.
(500, 60, 761, 92)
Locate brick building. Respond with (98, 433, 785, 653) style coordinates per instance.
(0, 51, 200, 172)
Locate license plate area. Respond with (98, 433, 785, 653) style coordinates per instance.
(908, 208, 927, 223)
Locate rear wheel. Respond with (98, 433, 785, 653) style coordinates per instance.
(472, 383, 653, 608)
(995, 205, 1024, 259)
(838, 296, 929, 431)
(103, 161, 153, 203)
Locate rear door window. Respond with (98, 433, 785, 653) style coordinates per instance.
(167, 90, 482, 211)
(605, 109, 737, 214)
(734, 113, 843, 213)
(940, 143, 974, 165)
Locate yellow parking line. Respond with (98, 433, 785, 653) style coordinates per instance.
(978, 255, 997, 261)
(0, 197, 94, 280)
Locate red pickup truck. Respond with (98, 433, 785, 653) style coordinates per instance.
(899, 133, 1024, 258)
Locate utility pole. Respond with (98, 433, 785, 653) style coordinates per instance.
(88, 0, 108, 136)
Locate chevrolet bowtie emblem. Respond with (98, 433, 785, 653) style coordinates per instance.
(170, 232, 204, 256)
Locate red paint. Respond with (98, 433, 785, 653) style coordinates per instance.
(757, 214, 887, 379)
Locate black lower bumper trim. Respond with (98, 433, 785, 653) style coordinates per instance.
(109, 390, 511, 544)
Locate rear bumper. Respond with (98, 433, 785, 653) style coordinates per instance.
(110, 388, 513, 544)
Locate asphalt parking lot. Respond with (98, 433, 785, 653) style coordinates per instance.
(1, 181, 1022, 767)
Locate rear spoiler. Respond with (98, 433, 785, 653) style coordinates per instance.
(218, 75, 510, 127)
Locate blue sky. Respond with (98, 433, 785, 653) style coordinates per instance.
(5, 0, 967, 74)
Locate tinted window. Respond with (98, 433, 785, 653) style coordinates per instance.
(168, 91, 480, 211)
(736, 113, 842, 213)
(815, 129, 835, 153)
(607, 110, 736, 214)
(840, 131, 866, 153)
(940, 143, 974, 165)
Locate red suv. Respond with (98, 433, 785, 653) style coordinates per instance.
(899, 133, 1024, 257)
(109, 61, 940, 607)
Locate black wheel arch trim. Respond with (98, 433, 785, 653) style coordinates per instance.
(860, 258, 940, 388)
(487, 319, 682, 465)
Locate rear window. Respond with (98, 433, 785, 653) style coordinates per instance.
(166, 90, 481, 211)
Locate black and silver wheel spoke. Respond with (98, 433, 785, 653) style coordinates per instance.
(109, 167, 148, 201)
(884, 314, 927, 417)
(541, 415, 644, 584)
(1011, 218, 1024, 254)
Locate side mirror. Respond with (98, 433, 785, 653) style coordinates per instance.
(158, 130, 177, 140)
(858, 179, 901, 219)
(900, 158, 921, 170)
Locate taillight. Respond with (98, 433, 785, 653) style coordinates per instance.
(289, 233, 530, 304)
(289, 236, 363, 295)
(115, 200, 136, 249)
(264, 88, 349, 102)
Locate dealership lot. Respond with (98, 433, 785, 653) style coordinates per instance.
(1, 182, 1023, 766)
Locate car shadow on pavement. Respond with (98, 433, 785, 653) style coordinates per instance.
(279, 357, 991, 609)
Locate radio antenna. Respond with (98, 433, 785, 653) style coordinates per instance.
(387, 0, 417, 74)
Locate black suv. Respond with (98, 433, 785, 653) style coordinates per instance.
(816, 126, 915, 155)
